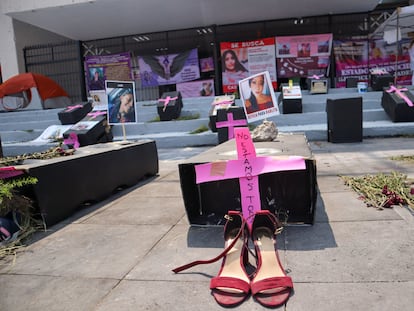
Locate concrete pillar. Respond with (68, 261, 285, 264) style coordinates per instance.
(0, 14, 19, 81)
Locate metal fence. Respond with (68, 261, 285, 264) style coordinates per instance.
(24, 41, 85, 103)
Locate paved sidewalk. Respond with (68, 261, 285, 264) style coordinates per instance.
(1, 136, 414, 310)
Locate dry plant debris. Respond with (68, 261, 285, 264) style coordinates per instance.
(341, 171, 414, 211)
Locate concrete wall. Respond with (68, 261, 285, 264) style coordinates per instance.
(0, 0, 91, 13)
(13, 19, 71, 73)
(0, 0, 73, 80)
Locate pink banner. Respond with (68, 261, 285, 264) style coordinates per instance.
(176, 79, 214, 98)
(334, 39, 412, 87)
(275, 33, 332, 78)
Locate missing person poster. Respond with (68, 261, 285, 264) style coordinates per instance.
(105, 80, 136, 124)
(220, 38, 277, 93)
(276, 33, 332, 78)
(85, 52, 133, 92)
(239, 71, 279, 123)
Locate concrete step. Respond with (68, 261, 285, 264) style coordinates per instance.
(1, 88, 414, 157)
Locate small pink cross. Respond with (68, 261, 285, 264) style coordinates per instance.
(87, 110, 107, 119)
(216, 112, 247, 140)
(386, 85, 413, 107)
(65, 104, 83, 112)
(64, 132, 80, 149)
(159, 96, 178, 112)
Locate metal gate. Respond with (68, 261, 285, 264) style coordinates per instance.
(24, 40, 86, 103)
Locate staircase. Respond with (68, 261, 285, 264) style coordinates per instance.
(1, 87, 414, 157)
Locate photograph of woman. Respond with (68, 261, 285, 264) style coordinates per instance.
(221, 49, 248, 85)
(107, 84, 136, 124)
(244, 74, 274, 114)
(89, 68, 105, 90)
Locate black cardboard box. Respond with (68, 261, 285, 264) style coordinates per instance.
(178, 133, 317, 226)
(157, 91, 183, 121)
(63, 111, 110, 147)
(381, 88, 414, 122)
(326, 97, 363, 143)
(208, 95, 236, 132)
(58, 101, 93, 125)
(371, 74, 394, 91)
(216, 106, 247, 144)
(346, 77, 358, 88)
(278, 84, 303, 114)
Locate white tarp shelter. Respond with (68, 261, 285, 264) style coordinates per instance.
(371, 4, 414, 84)
(372, 5, 414, 43)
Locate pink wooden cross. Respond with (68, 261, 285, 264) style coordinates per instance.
(63, 132, 80, 149)
(216, 112, 247, 140)
(159, 96, 178, 112)
(309, 74, 323, 80)
(194, 127, 306, 226)
(386, 86, 413, 107)
(65, 104, 83, 112)
(87, 110, 107, 119)
(212, 100, 234, 107)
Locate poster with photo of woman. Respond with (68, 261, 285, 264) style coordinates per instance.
(239, 71, 279, 123)
(105, 80, 137, 124)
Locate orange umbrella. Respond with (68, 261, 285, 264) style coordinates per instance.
(0, 72, 68, 102)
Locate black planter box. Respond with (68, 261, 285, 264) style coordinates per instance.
(371, 74, 394, 91)
(178, 133, 317, 226)
(278, 84, 302, 114)
(216, 107, 247, 144)
(381, 88, 414, 122)
(307, 78, 329, 94)
(58, 101, 93, 125)
(208, 95, 236, 132)
(157, 91, 183, 121)
(326, 97, 363, 143)
(63, 111, 110, 147)
(17, 141, 158, 227)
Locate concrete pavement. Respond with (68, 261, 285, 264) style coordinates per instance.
(0, 135, 414, 310)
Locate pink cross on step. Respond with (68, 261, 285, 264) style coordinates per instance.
(216, 112, 247, 140)
(158, 96, 178, 112)
(65, 104, 83, 112)
(87, 110, 107, 119)
(386, 85, 413, 107)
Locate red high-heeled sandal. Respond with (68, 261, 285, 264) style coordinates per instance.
(173, 211, 251, 307)
(250, 210, 293, 307)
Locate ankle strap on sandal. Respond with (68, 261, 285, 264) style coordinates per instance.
(172, 214, 247, 273)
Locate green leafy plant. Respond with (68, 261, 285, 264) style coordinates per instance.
(0, 176, 38, 215)
(148, 113, 200, 122)
(190, 124, 209, 134)
(0, 176, 41, 259)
